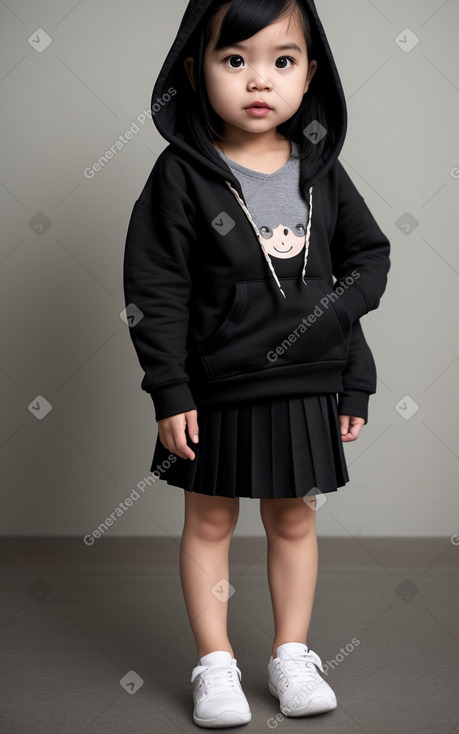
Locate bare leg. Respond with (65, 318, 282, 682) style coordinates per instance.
(260, 497, 318, 659)
(180, 490, 239, 662)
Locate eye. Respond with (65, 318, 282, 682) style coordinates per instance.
(295, 223, 306, 235)
(225, 55, 245, 69)
(260, 226, 273, 239)
(275, 56, 294, 69)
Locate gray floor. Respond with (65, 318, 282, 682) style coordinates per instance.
(1, 537, 458, 734)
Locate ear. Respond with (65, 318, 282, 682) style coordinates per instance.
(184, 56, 197, 92)
(304, 59, 318, 94)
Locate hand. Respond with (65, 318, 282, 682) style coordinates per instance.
(157, 409, 199, 460)
(339, 415, 365, 442)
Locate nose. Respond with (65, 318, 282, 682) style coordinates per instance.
(284, 228, 289, 236)
(248, 68, 273, 92)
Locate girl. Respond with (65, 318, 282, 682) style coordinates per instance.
(124, 0, 390, 727)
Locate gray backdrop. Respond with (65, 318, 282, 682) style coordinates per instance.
(1, 0, 458, 538)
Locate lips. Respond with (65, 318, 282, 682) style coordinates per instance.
(244, 101, 272, 118)
(246, 101, 271, 110)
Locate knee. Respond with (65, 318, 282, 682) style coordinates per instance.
(261, 501, 314, 541)
(188, 499, 238, 542)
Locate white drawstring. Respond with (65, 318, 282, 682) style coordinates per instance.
(301, 186, 314, 286)
(225, 181, 286, 298)
(225, 180, 314, 299)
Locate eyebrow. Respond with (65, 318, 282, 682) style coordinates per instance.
(219, 42, 303, 54)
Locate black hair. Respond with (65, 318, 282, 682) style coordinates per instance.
(181, 0, 337, 194)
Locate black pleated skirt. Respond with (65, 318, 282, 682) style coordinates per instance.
(150, 393, 349, 499)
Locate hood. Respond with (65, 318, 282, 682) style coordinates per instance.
(150, 0, 348, 297)
(151, 0, 347, 188)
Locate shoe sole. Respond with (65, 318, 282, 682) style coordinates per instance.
(268, 679, 337, 716)
(193, 710, 252, 728)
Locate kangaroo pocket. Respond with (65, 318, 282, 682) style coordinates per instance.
(198, 277, 352, 381)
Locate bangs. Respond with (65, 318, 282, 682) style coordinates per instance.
(213, 0, 313, 55)
(180, 0, 338, 196)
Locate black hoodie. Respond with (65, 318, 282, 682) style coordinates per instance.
(123, 0, 391, 423)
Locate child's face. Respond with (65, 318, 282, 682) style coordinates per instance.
(186, 5, 317, 142)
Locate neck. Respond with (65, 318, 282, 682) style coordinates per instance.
(218, 126, 289, 156)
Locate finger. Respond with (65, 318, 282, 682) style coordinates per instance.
(174, 437, 196, 460)
(158, 416, 196, 460)
(339, 415, 350, 437)
(349, 418, 365, 440)
(158, 422, 177, 452)
(340, 417, 365, 442)
(185, 409, 199, 444)
(171, 425, 196, 461)
(158, 425, 169, 451)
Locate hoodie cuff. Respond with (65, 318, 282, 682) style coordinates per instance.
(338, 388, 370, 424)
(150, 382, 197, 422)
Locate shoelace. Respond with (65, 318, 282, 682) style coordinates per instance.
(276, 650, 324, 688)
(191, 663, 242, 695)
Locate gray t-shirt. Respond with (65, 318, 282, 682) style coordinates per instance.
(215, 141, 309, 278)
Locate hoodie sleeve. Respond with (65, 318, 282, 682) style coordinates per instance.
(329, 161, 391, 330)
(123, 158, 198, 422)
(338, 320, 377, 424)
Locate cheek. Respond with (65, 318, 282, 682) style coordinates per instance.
(284, 69, 309, 99)
(291, 76, 308, 100)
(204, 68, 232, 109)
(291, 236, 306, 256)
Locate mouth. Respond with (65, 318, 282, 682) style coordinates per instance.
(274, 244, 293, 253)
(245, 101, 272, 110)
(245, 101, 272, 118)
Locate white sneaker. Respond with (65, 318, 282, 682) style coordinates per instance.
(268, 642, 337, 716)
(190, 650, 251, 728)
